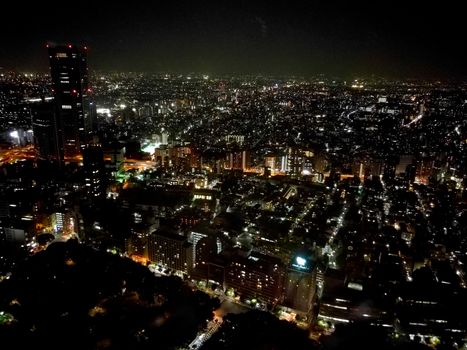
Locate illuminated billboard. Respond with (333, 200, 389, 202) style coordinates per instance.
(291, 255, 312, 272)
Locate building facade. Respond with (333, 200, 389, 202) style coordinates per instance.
(148, 230, 193, 274)
(48, 44, 95, 159)
(31, 99, 62, 164)
(283, 255, 318, 320)
(224, 250, 285, 306)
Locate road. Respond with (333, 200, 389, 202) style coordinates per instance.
(288, 197, 315, 238)
(187, 319, 222, 349)
(183, 297, 250, 349)
(0, 145, 36, 166)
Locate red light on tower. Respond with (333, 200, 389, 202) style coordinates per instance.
(68, 44, 72, 49)
(46, 43, 49, 48)
(72, 89, 77, 95)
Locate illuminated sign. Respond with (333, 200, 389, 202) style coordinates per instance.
(296, 257, 306, 266)
(291, 255, 310, 270)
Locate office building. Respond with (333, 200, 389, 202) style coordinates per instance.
(125, 222, 159, 261)
(82, 145, 106, 198)
(50, 212, 65, 233)
(148, 230, 193, 274)
(283, 254, 317, 320)
(31, 99, 63, 164)
(224, 250, 285, 306)
(190, 230, 222, 276)
(286, 147, 304, 177)
(226, 150, 250, 171)
(48, 43, 94, 159)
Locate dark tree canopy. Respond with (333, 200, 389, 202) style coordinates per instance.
(0, 240, 219, 350)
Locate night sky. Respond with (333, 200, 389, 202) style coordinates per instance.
(0, 0, 465, 78)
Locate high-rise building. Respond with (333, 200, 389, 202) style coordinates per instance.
(284, 254, 317, 321)
(285, 147, 304, 177)
(0, 200, 9, 219)
(190, 230, 222, 277)
(31, 99, 63, 164)
(50, 212, 65, 233)
(223, 250, 285, 306)
(226, 150, 250, 171)
(3, 228, 26, 243)
(102, 142, 125, 171)
(264, 155, 278, 173)
(148, 230, 193, 274)
(383, 157, 398, 182)
(169, 146, 192, 171)
(125, 222, 159, 261)
(48, 43, 94, 159)
(82, 145, 106, 198)
(396, 155, 414, 177)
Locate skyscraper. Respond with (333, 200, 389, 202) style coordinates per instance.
(47, 43, 94, 159)
(82, 145, 106, 198)
(31, 98, 63, 164)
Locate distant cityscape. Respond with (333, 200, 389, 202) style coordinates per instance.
(0, 44, 466, 350)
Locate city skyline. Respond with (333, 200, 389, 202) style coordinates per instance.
(1, 3, 466, 349)
(1, 0, 466, 78)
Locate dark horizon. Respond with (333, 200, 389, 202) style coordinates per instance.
(0, 0, 466, 79)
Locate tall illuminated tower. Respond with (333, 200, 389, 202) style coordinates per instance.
(47, 43, 94, 160)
